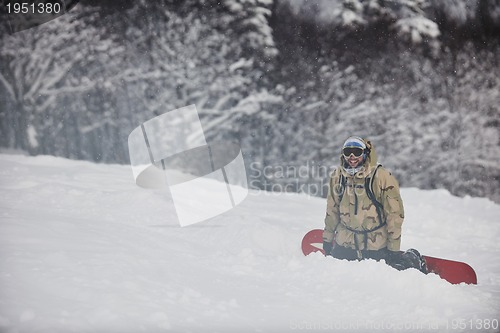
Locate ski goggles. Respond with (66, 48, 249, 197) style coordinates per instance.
(343, 147, 364, 158)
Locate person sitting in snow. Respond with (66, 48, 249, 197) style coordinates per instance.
(323, 136, 427, 273)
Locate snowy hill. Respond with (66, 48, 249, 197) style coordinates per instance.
(0, 154, 499, 333)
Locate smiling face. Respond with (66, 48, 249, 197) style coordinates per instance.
(342, 146, 365, 168)
(341, 136, 367, 172)
(346, 153, 364, 168)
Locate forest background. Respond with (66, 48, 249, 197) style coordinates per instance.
(1, 0, 499, 203)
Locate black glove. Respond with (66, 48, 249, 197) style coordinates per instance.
(384, 250, 404, 269)
(323, 241, 333, 256)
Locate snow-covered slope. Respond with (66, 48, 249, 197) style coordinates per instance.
(0, 154, 499, 333)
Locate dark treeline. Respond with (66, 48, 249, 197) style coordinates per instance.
(0, 0, 499, 202)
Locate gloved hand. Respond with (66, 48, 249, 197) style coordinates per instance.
(384, 249, 404, 269)
(323, 241, 333, 256)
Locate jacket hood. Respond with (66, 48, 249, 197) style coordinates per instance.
(339, 137, 378, 178)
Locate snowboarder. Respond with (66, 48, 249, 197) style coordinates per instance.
(323, 136, 427, 273)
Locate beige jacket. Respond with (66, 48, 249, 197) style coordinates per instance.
(323, 139, 404, 252)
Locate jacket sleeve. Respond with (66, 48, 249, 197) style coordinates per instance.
(378, 169, 405, 251)
(323, 169, 341, 243)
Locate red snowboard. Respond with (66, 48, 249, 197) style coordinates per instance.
(301, 229, 477, 285)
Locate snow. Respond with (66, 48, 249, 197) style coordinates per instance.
(0, 154, 499, 333)
(393, 17, 441, 44)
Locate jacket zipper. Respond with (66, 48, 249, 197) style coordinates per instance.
(354, 189, 359, 215)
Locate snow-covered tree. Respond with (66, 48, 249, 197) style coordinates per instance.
(276, 0, 441, 53)
(0, 4, 122, 156)
(220, 0, 278, 61)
